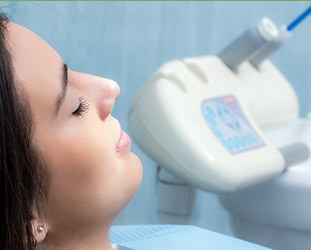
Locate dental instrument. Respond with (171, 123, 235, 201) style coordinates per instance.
(250, 6, 311, 68)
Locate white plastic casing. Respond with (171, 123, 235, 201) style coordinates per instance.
(128, 55, 299, 193)
(256, 17, 279, 41)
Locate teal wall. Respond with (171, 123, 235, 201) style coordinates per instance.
(4, 1, 310, 236)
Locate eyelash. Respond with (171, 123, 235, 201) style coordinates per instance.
(72, 96, 90, 117)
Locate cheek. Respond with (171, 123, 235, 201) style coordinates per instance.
(52, 127, 116, 186)
(41, 117, 143, 221)
(45, 125, 120, 216)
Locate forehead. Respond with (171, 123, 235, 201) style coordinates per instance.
(6, 22, 62, 124)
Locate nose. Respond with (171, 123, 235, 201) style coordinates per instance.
(70, 71, 120, 121)
(96, 78, 120, 121)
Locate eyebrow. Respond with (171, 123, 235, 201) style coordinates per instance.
(56, 63, 68, 116)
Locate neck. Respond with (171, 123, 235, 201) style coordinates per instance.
(41, 224, 113, 250)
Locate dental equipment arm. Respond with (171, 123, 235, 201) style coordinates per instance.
(218, 17, 278, 71)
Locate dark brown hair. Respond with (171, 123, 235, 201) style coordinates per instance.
(0, 12, 48, 250)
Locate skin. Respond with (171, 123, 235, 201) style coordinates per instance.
(6, 22, 143, 250)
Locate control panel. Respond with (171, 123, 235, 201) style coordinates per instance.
(202, 95, 265, 154)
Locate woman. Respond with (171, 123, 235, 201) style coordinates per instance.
(0, 11, 143, 250)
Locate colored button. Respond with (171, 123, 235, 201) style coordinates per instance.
(228, 138, 235, 150)
(231, 122, 241, 133)
(211, 126, 222, 138)
(217, 105, 226, 115)
(220, 115, 228, 125)
(242, 136, 250, 146)
(235, 136, 245, 148)
(229, 113, 238, 122)
(205, 115, 217, 126)
(233, 137, 240, 149)
(222, 139, 233, 151)
(204, 106, 216, 118)
(250, 135, 257, 144)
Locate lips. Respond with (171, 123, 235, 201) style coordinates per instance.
(116, 129, 131, 153)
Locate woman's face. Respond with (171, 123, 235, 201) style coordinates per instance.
(7, 23, 142, 236)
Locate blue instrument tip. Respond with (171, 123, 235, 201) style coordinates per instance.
(287, 6, 311, 31)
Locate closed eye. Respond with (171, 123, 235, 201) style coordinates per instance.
(72, 96, 90, 117)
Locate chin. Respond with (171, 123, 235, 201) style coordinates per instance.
(129, 152, 143, 188)
(115, 153, 142, 215)
(109, 153, 143, 222)
(123, 152, 143, 202)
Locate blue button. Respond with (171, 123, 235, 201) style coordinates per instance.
(235, 136, 245, 148)
(250, 135, 257, 144)
(204, 106, 216, 118)
(243, 136, 251, 145)
(233, 137, 240, 149)
(205, 115, 216, 126)
(217, 105, 226, 115)
(231, 122, 241, 133)
(229, 113, 238, 122)
(211, 126, 222, 138)
(220, 115, 228, 125)
(241, 136, 249, 146)
(228, 138, 235, 150)
(246, 134, 257, 144)
(222, 139, 233, 151)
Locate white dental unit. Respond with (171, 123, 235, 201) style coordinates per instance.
(128, 6, 311, 250)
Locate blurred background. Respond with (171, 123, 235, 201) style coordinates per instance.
(3, 1, 310, 237)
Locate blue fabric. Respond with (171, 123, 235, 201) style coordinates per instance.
(109, 225, 271, 250)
